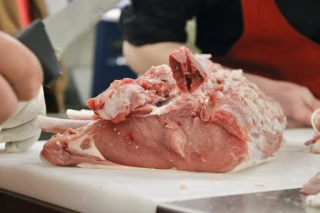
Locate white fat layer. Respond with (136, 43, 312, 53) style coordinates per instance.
(97, 84, 145, 120)
(305, 193, 320, 207)
(77, 163, 181, 172)
(68, 134, 105, 160)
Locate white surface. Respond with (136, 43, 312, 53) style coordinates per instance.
(43, 0, 118, 58)
(45, 0, 69, 15)
(70, 67, 93, 104)
(0, 128, 320, 213)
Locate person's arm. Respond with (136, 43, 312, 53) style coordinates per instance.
(124, 41, 320, 128)
(119, 0, 199, 74)
(123, 41, 197, 75)
(120, 0, 320, 128)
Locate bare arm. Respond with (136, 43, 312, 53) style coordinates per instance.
(123, 41, 196, 75)
(123, 40, 320, 128)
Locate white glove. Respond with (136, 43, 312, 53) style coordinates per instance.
(0, 86, 46, 152)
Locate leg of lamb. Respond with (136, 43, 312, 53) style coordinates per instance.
(38, 47, 286, 173)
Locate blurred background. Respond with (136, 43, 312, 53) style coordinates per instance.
(44, 0, 197, 113)
(43, 0, 136, 112)
(0, 0, 197, 114)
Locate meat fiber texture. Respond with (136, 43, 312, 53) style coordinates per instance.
(38, 47, 286, 173)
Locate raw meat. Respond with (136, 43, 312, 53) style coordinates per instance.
(38, 46, 286, 173)
(305, 134, 320, 154)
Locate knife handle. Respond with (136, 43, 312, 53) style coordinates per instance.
(14, 19, 62, 86)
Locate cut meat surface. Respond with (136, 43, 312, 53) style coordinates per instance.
(169, 47, 206, 93)
(38, 46, 286, 173)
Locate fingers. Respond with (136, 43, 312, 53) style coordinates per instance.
(0, 32, 43, 101)
(5, 130, 41, 153)
(287, 96, 314, 127)
(0, 74, 18, 125)
(299, 86, 320, 110)
(311, 98, 320, 111)
(3, 87, 46, 129)
(293, 86, 320, 128)
(291, 105, 314, 127)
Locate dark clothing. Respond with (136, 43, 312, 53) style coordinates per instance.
(119, 0, 320, 56)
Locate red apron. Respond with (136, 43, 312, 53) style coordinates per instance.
(214, 0, 320, 98)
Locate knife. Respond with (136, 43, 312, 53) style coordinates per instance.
(157, 188, 320, 213)
(14, 0, 119, 85)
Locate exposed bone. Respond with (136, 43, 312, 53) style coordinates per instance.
(37, 115, 92, 133)
(66, 109, 95, 120)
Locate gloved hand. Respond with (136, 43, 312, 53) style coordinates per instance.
(0, 87, 46, 152)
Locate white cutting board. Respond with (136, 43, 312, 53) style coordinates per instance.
(0, 128, 319, 213)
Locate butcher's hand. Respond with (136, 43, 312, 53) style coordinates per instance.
(245, 74, 320, 128)
(0, 31, 44, 152)
(0, 87, 46, 152)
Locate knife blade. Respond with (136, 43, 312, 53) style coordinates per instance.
(157, 188, 320, 213)
(14, 0, 119, 85)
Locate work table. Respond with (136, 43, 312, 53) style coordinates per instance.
(1, 128, 320, 213)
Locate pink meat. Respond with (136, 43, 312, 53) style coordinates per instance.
(169, 47, 206, 93)
(40, 46, 286, 173)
